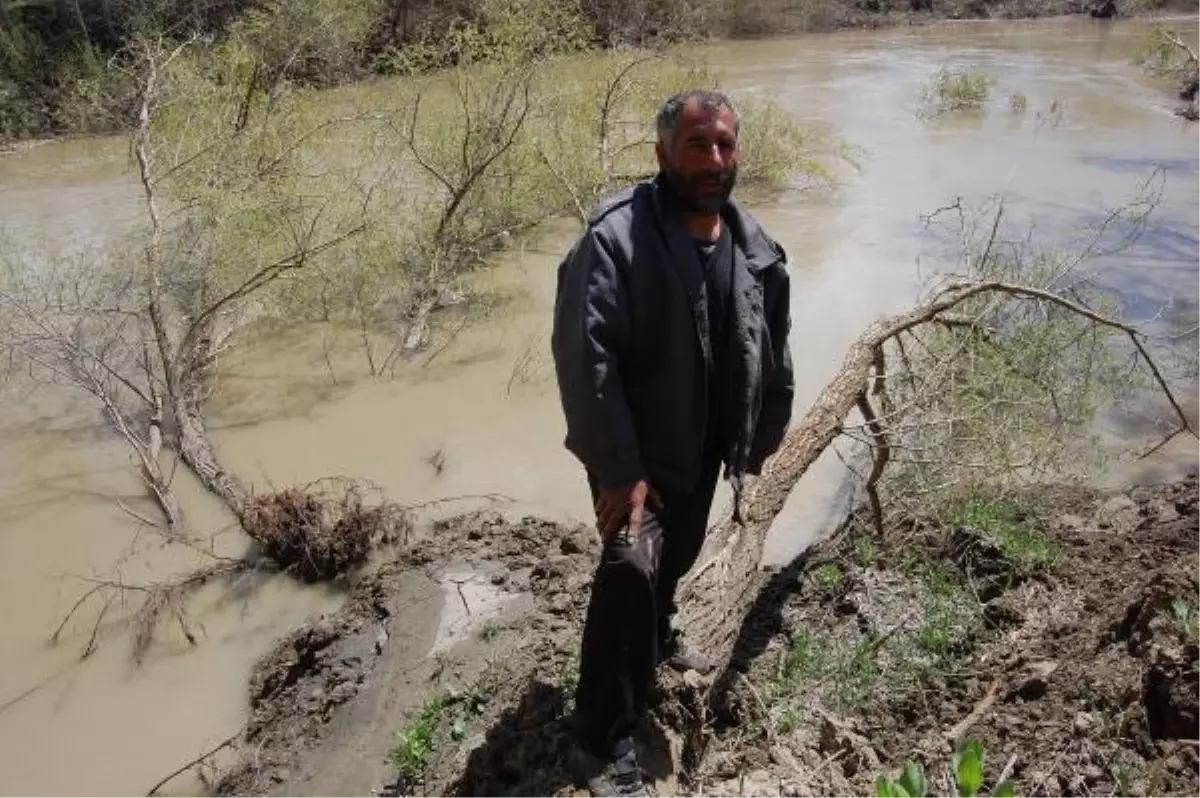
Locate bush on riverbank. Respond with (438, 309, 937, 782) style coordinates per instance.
(4, 0, 1198, 141)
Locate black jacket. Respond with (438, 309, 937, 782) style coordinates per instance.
(551, 176, 794, 494)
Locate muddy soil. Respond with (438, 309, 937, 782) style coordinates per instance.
(210, 474, 1197, 797)
(214, 512, 600, 797)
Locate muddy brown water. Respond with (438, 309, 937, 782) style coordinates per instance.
(1, 17, 1197, 796)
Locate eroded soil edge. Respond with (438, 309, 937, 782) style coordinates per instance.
(217, 473, 1199, 797)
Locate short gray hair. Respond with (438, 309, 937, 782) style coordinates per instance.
(656, 90, 740, 144)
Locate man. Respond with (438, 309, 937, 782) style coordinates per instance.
(551, 90, 795, 797)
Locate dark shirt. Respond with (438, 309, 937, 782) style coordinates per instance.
(694, 224, 734, 457)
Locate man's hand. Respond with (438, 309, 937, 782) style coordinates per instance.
(595, 479, 651, 540)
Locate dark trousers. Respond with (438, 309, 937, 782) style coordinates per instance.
(574, 457, 722, 758)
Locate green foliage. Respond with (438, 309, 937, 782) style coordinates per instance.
(372, 0, 592, 75)
(919, 66, 992, 118)
(1008, 92, 1028, 114)
(391, 693, 450, 782)
(230, 0, 377, 85)
(1166, 598, 1199, 645)
(530, 50, 716, 221)
(912, 566, 979, 662)
(954, 499, 1060, 572)
(147, 40, 368, 334)
(387, 671, 503, 785)
(783, 630, 826, 683)
(876, 760, 927, 797)
(876, 741, 1015, 798)
(555, 651, 581, 695)
(1135, 26, 1198, 80)
(952, 740, 986, 796)
(813, 563, 845, 589)
(737, 96, 839, 187)
(878, 192, 1153, 525)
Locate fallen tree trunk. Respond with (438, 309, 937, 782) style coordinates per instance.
(661, 277, 1196, 777)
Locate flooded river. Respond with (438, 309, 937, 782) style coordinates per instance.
(1, 16, 1197, 796)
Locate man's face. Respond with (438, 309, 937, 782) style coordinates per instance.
(656, 100, 740, 215)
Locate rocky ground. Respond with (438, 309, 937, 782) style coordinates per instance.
(209, 472, 1198, 797)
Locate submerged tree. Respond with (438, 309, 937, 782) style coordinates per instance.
(1, 34, 372, 527)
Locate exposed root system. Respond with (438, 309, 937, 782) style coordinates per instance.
(242, 479, 413, 582)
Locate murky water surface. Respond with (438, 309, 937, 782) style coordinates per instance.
(1, 17, 1196, 795)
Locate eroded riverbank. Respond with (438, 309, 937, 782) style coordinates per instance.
(202, 474, 1198, 796)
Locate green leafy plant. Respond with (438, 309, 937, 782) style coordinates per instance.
(391, 694, 450, 783)
(877, 760, 927, 797)
(1166, 598, 1199, 645)
(952, 740, 986, 796)
(555, 652, 581, 695)
(876, 741, 1015, 797)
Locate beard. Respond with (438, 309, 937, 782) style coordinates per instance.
(661, 163, 738, 214)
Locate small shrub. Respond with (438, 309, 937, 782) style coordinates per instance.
(813, 563, 845, 590)
(736, 96, 844, 188)
(919, 66, 992, 118)
(1008, 92, 1029, 114)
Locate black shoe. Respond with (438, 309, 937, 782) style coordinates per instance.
(571, 744, 648, 797)
(659, 631, 715, 675)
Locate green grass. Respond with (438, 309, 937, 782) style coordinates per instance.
(783, 630, 827, 683)
(555, 652, 580, 696)
(923, 564, 959, 597)
(916, 619, 953, 656)
(954, 498, 1061, 572)
(779, 629, 880, 709)
(1166, 598, 1199, 645)
(391, 694, 450, 783)
(813, 563, 845, 590)
(854, 536, 880, 567)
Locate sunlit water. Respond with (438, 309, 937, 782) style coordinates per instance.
(0, 17, 1196, 795)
